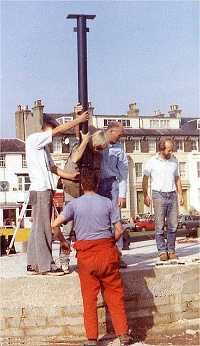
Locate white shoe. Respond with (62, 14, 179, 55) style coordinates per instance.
(61, 263, 70, 274)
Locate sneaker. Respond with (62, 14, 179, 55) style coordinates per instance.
(120, 259, 128, 268)
(83, 340, 97, 346)
(27, 265, 38, 275)
(61, 263, 70, 274)
(119, 334, 133, 345)
(168, 252, 178, 260)
(159, 252, 168, 261)
(41, 268, 65, 276)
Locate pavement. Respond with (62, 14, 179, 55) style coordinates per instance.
(0, 237, 199, 278)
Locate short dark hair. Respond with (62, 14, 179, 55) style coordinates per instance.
(42, 114, 59, 129)
(81, 169, 99, 191)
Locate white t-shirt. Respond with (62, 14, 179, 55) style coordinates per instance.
(143, 154, 179, 193)
(26, 129, 55, 191)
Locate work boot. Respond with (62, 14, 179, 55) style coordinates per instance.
(119, 334, 133, 345)
(168, 252, 178, 260)
(159, 252, 168, 261)
(83, 340, 97, 346)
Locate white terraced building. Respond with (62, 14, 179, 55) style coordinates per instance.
(0, 100, 199, 225)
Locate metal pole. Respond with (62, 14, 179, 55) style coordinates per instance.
(67, 14, 96, 168)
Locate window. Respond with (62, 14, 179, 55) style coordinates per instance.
(135, 163, 143, 178)
(103, 119, 131, 127)
(148, 139, 156, 152)
(53, 137, 62, 153)
(160, 120, 169, 128)
(197, 162, 200, 178)
(0, 155, 5, 168)
(22, 154, 27, 168)
(176, 140, 183, 151)
(150, 120, 159, 128)
(179, 162, 186, 178)
(17, 176, 30, 191)
(25, 204, 32, 217)
(192, 140, 197, 151)
(64, 116, 72, 123)
(133, 140, 140, 152)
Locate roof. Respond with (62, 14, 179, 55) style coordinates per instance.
(0, 139, 25, 153)
(124, 127, 200, 137)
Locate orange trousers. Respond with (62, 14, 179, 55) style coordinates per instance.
(74, 238, 128, 340)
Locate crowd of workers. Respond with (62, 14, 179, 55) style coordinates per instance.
(25, 105, 183, 346)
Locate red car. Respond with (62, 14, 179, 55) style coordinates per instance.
(135, 218, 155, 231)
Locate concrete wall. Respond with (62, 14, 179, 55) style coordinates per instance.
(0, 264, 199, 344)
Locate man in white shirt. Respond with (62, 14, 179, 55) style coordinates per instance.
(26, 109, 89, 275)
(142, 138, 184, 261)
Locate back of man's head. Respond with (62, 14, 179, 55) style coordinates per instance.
(81, 169, 99, 192)
(91, 130, 108, 150)
(42, 114, 59, 130)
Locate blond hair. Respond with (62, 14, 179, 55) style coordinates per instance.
(91, 130, 108, 149)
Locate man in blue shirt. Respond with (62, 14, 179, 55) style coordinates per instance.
(52, 170, 132, 346)
(98, 122, 128, 267)
(142, 138, 184, 261)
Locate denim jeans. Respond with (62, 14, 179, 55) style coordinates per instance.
(152, 190, 178, 254)
(59, 193, 74, 265)
(98, 179, 123, 250)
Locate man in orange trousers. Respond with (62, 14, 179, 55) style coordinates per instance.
(52, 170, 132, 346)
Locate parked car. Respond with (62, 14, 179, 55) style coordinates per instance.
(177, 215, 200, 230)
(135, 218, 155, 232)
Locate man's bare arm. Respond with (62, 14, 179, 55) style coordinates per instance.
(113, 221, 124, 241)
(51, 165, 80, 180)
(71, 132, 90, 163)
(142, 175, 151, 207)
(51, 215, 70, 254)
(175, 176, 184, 206)
(52, 111, 89, 136)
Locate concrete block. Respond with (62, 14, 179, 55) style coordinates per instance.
(23, 326, 64, 336)
(21, 317, 47, 328)
(0, 328, 25, 337)
(0, 318, 6, 331)
(47, 316, 83, 327)
(6, 317, 21, 328)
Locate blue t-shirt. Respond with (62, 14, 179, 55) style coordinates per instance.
(62, 193, 120, 240)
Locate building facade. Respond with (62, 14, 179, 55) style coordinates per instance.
(0, 139, 31, 227)
(1, 100, 199, 226)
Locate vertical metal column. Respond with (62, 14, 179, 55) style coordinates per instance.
(67, 14, 96, 168)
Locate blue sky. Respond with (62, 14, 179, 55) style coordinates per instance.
(1, 0, 199, 137)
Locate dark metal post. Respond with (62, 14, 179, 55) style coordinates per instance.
(67, 14, 95, 134)
(67, 14, 96, 171)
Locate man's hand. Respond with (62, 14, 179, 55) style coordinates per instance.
(118, 197, 126, 208)
(78, 110, 89, 124)
(60, 240, 70, 254)
(179, 194, 184, 206)
(80, 131, 90, 143)
(144, 195, 151, 207)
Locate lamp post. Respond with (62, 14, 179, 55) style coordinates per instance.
(67, 14, 96, 169)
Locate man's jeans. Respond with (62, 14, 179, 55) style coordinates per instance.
(98, 179, 123, 250)
(59, 193, 74, 266)
(152, 190, 178, 254)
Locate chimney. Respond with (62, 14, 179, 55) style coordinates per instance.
(168, 104, 182, 118)
(15, 104, 25, 140)
(127, 102, 139, 117)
